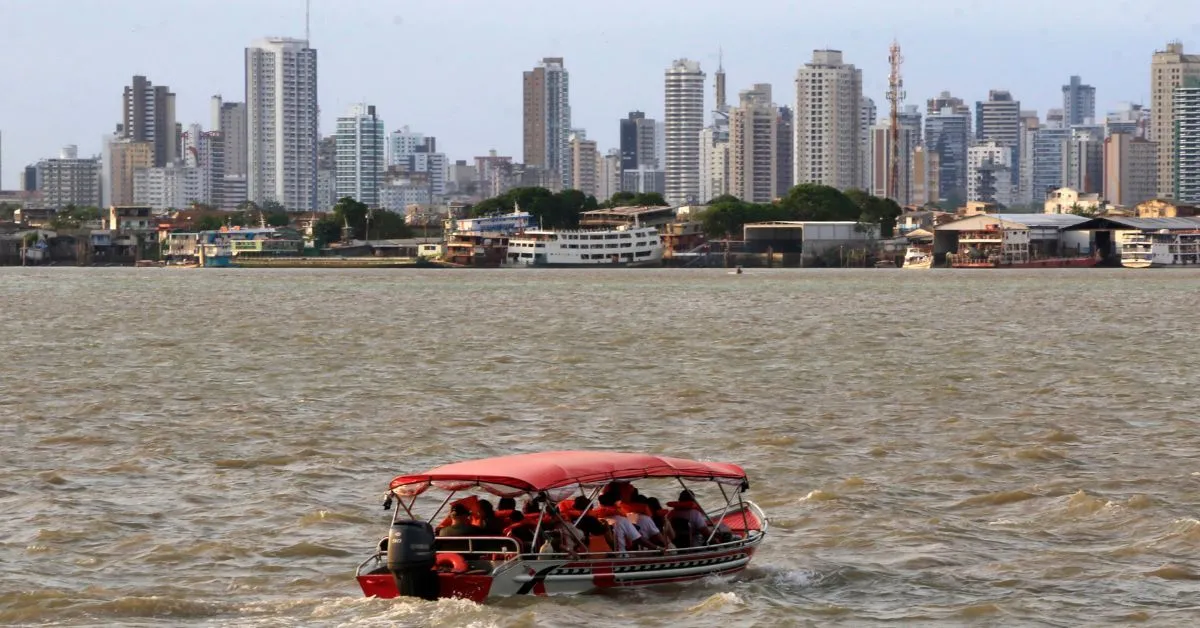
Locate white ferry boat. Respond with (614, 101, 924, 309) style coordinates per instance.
(902, 246, 933, 269)
(506, 224, 664, 267)
(1118, 230, 1200, 268)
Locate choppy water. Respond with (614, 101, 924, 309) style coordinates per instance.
(3, 267, 1200, 626)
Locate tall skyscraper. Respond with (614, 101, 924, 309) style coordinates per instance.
(976, 90, 1022, 196)
(211, 96, 247, 178)
(728, 84, 778, 203)
(523, 57, 571, 190)
(794, 50, 862, 191)
(619, 112, 658, 172)
(967, 141, 1014, 206)
(1066, 126, 1104, 194)
(869, 105, 921, 205)
(246, 37, 319, 211)
(1018, 111, 1040, 204)
(389, 126, 427, 166)
(664, 58, 705, 206)
(181, 124, 224, 207)
(122, 75, 176, 168)
(775, 106, 794, 197)
(1032, 126, 1071, 200)
(1174, 77, 1200, 203)
(1150, 42, 1200, 198)
(1104, 134, 1157, 207)
(1062, 75, 1096, 126)
(108, 140, 154, 207)
(859, 96, 877, 189)
(925, 107, 970, 203)
(927, 91, 970, 119)
(335, 104, 385, 207)
(569, 132, 599, 197)
(698, 125, 729, 202)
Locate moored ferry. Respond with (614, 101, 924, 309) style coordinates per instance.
(506, 225, 664, 267)
(1118, 230, 1200, 268)
(356, 451, 768, 602)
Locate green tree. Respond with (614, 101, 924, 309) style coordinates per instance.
(332, 196, 370, 239)
(193, 214, 225, 231)
(265, 211, 290, 227)
(0, 202, 17, 221)
(312, 216, 343, 248)
(369, 209, 414, 239)
(260, 200, 286, 213)
(779, 183, 859, 221)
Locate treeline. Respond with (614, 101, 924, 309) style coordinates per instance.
(699, 185, 903, 238)
(310, 197, 413, 247)
(466, 188, 667, 229)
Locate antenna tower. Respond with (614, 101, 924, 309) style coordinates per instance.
(305, 0, 311, 45)
(886, 40, 905, 202)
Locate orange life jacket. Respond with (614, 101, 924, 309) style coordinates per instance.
(587, 532, 612, 553)
(620, 502, 653, 517)
(502, 513, 553, 535)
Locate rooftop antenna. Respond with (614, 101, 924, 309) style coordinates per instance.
(305, 0, 311, 46)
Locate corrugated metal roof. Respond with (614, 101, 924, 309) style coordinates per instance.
(995, 213, 1090, 228)
(1063, 216, 1200, 230)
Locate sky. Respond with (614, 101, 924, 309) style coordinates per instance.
(1, 0, 1196, 190)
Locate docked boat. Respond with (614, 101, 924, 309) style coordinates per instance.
(901, 246, 933, 269)
(506, 225, 664, 267)
(946, 222, 1099, 268)
(1118, 229, 1200, 268)
(356, 451, 768, 602)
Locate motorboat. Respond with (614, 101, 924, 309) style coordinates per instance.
(356, 451, 768, 602)
(902, 246, 933, 269)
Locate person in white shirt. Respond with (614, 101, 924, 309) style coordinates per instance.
(598, 492, 641, 555)
(624, 495, 668, 549)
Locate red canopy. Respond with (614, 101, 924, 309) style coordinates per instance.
(389, 451, 749, 498)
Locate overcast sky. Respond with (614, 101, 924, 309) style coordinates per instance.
(1, 0, 1193, 189)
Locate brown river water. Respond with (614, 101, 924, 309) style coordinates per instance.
(2, 267, 1200, 627)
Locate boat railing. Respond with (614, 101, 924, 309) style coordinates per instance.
(519, 528, 766, 562)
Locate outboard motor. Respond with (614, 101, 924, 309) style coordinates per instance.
(385, 520, 438, 600)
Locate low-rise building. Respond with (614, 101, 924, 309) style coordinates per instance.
(578, 206, 676, 229)
(1135, 199, 1198, 218)
(13, 207, 57, 228)
(1044, 187, 1103, 214)
(743, 220, 879, 265)
(108, 206, 155, 232)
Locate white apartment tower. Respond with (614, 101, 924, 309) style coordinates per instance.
(729, 84, 778, 203)
(1150, 42, 1200, 198)
(794, 50, 862, 191)
(246, 37, 319, 211)
(967, 141, 1015, 206)
(664, 58, 706, 206)
(569, 132, 599, 198)
(859, 96, 877, 190)
(699, 126, 730, 203)
(335, 103, 386, 206)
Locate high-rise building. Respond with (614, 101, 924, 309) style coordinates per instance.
(1062, 75, 1096, 126)
(794, 50, 862, 191)
(523, 57, 571, 190)
(621, 168, 667, 196)
(211, 96, 247, 177)
(1032, 127, 1071, 201)
(976, 90, 1022, 196)
(1066, 125, 1105, 194)
(859, 96, 877, 189)
(246, 37, 319, 211)
(1104, 134, 1157, 207)
(122, 75, 176, 167)
(23, 164, 38, 192)
(1017, 111, 1040, 204)
(134, 162, 207, 210)
(598, 149, 621, 203)
(728, 84, 778, 203)
(927, 91, 971, 118)
(664, 58, 705, 206)
(868, 119, 918, 205)
(335, 103, 385, 206)
(967, 141, 1014, 206)
(911, 145, 938, 206)
(108, 140, 154, 207)
(569, 132, 599, 197)
(388, 126, 429, 166)
(925, 107, 971, 202)
(698, 125, 729, 202)
(35, 147, 102, 209)
(1175, 77, 1200, 203)
(775, 106, 794, 197)
(181, 124, 225, 207)
(619, 111, 658, 173)
(1150, 42, 1200, 198)
(1105, 103, 1149, 138)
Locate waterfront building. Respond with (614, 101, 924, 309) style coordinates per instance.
(728, 84, 778, 203)
(1062, 76, 1096, 127)
(1176, 78, 1200, 203)
(794, 50, 862, 191)
(664, 58, 705, 206)
(123, 75, 176, 167)
(35, 146, 101, 209)
(523, 57, 571, 191)
(1151, 42, 1200, 198)
(335, 103, 385, 206)
(246, 37, 319, 211)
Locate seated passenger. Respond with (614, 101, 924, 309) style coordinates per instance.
(597, 492, 641, 555)
(647, 497, 676, 548)
(567, 496, 613, 554)
(476, 499, 505, 536)
(623, 494, 667, 550)
(668, 490, 712, 547)
(503, 510, 534, 552)
(438, 502, 485, 538)
(496, 496, 517, 519)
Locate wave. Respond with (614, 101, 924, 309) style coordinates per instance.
(955, 489, 1038, 508)
(263, 542, 352, 558)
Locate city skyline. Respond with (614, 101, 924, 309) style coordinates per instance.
(0, 0, 1187, 190)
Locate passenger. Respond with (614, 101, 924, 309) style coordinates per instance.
(667, 490, 712, 547)
(568, 496, 616, 554)
(438, 502, 485, 538)
(476, 499, 505, 536)
(647, 497, 677, 549)
(623, 494, 667, 550)
(503, 510, 534, 552)
(596, 492, 641, 555)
